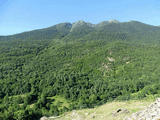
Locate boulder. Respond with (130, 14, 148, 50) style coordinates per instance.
(40, 116, 48, 120)
(112, 108, 130, 117)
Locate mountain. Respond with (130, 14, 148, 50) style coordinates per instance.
(1, 20, 160, 120)
(1, 20, 160, 42)
(69, 20, 95, 37)
(95, 20, 160, 33)
(0, 22, 72, 41)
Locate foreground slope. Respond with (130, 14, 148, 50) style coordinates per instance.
(48, 99, 153, 120)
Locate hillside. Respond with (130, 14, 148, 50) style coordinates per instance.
(47, 99, 153, 120)
(1, 20, 160, 119)
(46, 98, 160, 120)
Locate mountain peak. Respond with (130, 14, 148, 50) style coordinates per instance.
(108, 19, 120, 23)
(70, 20, 94, 32)
(96, 19, 120, 28)
(73, 20, 86, 25)
(72, 20, 94, 27)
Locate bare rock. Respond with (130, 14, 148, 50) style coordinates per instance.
(126, 98, 160, 120)
(40, 116, 48, 120)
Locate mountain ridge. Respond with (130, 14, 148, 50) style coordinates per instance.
(1, 20, 160, 44)
(1, 20, 160, 37)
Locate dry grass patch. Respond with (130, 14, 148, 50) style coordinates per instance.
(49, 100, 153, 120)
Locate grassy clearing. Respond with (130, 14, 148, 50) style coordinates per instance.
(47, 96, 71, 110)
(49, 99, 153, 120)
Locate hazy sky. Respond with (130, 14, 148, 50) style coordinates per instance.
(0, 0, 160, 35)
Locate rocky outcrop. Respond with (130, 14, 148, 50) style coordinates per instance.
(70, 20, 94, 32)
(108, 19, 120, 24)
(126, 98, 160, 120)
(40, 116, 48, 120)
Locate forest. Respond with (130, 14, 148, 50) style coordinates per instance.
(1, 21, 160, 119)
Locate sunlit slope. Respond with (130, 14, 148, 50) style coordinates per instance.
(50, 99, 153, 120)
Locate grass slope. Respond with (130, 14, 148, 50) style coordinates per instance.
(50, 99, 153, 120)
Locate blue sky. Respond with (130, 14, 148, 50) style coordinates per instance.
(0, 0, 160, 35)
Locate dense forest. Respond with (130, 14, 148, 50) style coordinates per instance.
(1, 20, 160, 120)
